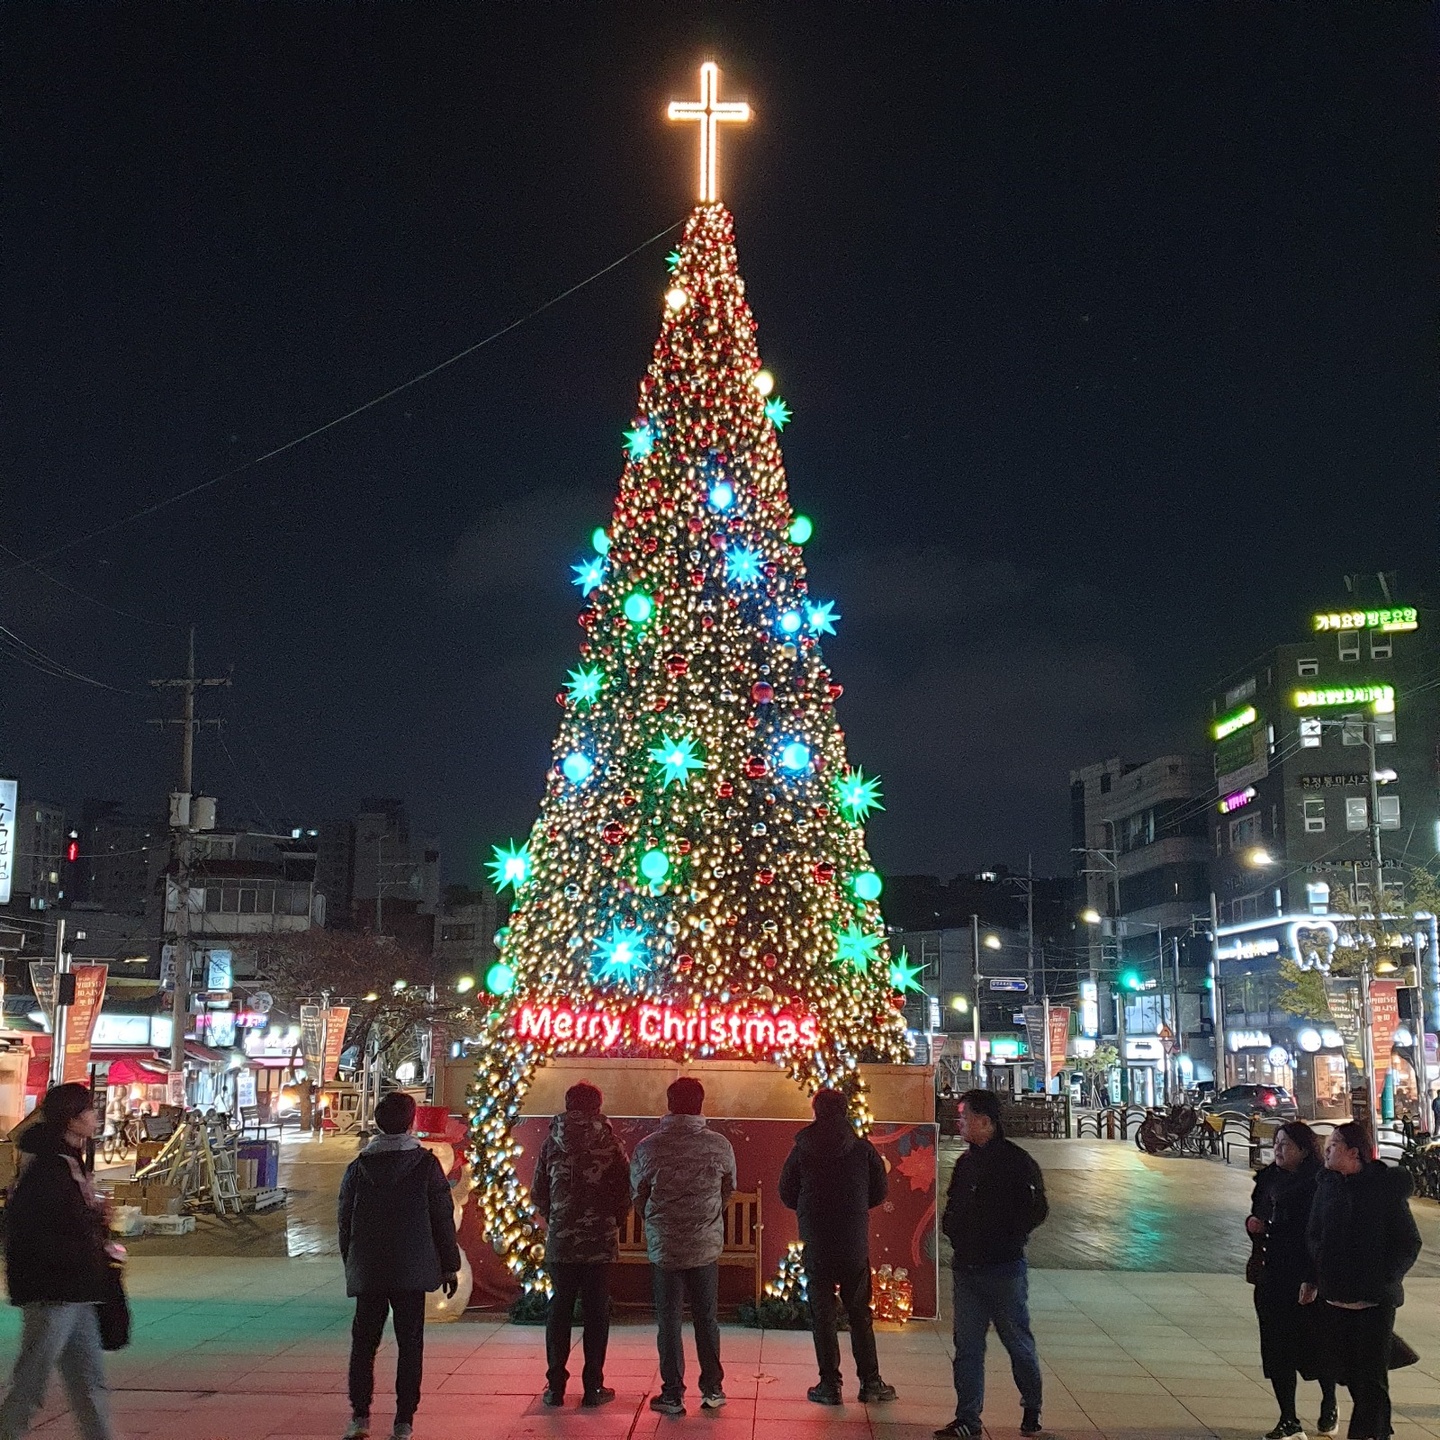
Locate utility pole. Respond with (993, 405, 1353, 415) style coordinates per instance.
(150, 627, 230, 1092)
(970, 914, 982, 1087)
(1209, 890, 1226, 1092)
(1026, 855, 1036, 998)
(48, 917, 71, 1089)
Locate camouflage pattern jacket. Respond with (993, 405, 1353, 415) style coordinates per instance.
(630, 1114, 737, 1270)
(531, 1111, 632, 1265)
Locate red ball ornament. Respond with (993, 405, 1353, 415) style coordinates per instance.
(687, 516, 705, 533)
(814, 861, 836, 884)
(709, 533, 727, 550)
(815, 804, 829, 818)
(751, 681, 774, 704)
(891, 993, 908, 1010)
(745, 716, 759, 730)
(555, 692, 567, 706)
(701, 615, 715, 629)
(717, 781, 735, 799)
(827, 683, 844, 700)
(677, 955, 694, 973)
(654, 696, 668, 711)
(578, 609, 597, 629)
(745, 756, 768, 779)
(620, 790, 637, 808)
(762, 952, 778, 969)
(690, 570, 705, 587)
(665, 654, 689, 676)
(602, 823, 625, 846)
(756, 869, 775, 886)
(675, 838, 692, 855)
(764, 562, 778, 579)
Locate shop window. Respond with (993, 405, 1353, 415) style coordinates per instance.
(1338, 631, 1360, 661)
(1297, 658, 1319, 677)
(1345, 797, 1368, 832)
(1370, 635, 1392, 660)
(1378, 795, 1401, 830)
(1303, 798, 1326, 833)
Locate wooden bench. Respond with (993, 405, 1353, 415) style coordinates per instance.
(618, 1186, 764, 1305)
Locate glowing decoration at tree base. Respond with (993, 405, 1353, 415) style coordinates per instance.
(763, 1242, 810, 1303)
(872, 1264, 913, 1324)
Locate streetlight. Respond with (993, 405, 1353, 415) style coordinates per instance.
(983, 934, 1003, 951)
(970, 917, 1004, 1086)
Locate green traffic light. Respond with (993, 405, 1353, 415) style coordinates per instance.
(1121, 969, 1143, 991)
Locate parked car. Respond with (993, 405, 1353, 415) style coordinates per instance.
(1201, 1083, 1298, 1119)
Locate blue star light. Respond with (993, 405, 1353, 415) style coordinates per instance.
(727, 546, 763, 585)
(764, 397, 792, 430)
(565, 666, 604, 707)
(624, 424, 655, 460)
(709, 481, 734, 510)
(806, 601, 839, 636)
(648, 733, 706, 789)
(593, 921, 649, 983)
(488, 841, 531, 894)
(571, 556, 607, 596)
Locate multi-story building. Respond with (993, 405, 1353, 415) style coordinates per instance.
(436, 885, 501, 986)
(321, 800, 440, 931)
(17, 800, 66, 909)
(73, 801, 166, 917)
(1209, 582, 1439, 1118)
(1069, 753, 1216, 1099)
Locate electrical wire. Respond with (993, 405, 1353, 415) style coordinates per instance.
(0, 624, 145, 696)
(5, 218, 684, 577)
(0, 539, 180, 631)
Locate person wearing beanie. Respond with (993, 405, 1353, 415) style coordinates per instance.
(338, 1090, 460, 1440)
(0, 1083, 115, 1440)
(630, 1077, 737, 1416)
(530, 1082, 632, 1408)
(778, 1088, 897, 1406)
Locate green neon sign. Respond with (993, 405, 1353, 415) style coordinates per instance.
(1213, 704, 1257, 741)
(1314, 607, 1417, 634)
(1293, 684, 1394, 709)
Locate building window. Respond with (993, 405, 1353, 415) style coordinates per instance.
(1229, 814, 1263, 848)
(1342, 714, 1365, 746)
(1370, 635, 1392, 661)
(1338, 631, 1360, 662)
(1297, 658, 1319, 677)
(1378, 795, 1401, 830)
(1099, 773, 1112, 794)
(1345, 797, 1368, 832)
(1375, 713, 1396, 744)
(1305, 880, 1330, 914)
(1303, 798, 1326, 833)
(1299, 716, 1322, 748)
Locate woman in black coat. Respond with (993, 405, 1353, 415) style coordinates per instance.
(1248, 1121, 1337, 1439)
(1305, 1121, 1423, 1440)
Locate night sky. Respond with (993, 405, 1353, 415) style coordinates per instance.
(3, 4, 1432, 883)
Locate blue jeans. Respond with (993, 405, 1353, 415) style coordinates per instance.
(651, 1263, 723, 1400)
(951, 1260, 1042, 1428)
(0, 1302, 115, 1440)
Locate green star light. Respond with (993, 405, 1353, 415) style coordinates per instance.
(648, 733, 706, 789)
(565, 665, 604, 707)
(764, 397, 792, 430)
(592, 921, 649, 983)
(488, 841, 531, 894)
(835, 924, 883, 972)
(888, 949, 924, 995)
(624, 424, 655, 460)
(665, 250, 683, 274)
(836, 767, 884, 823)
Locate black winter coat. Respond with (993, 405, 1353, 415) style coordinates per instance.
(5, 1123, 111, 1306)
(338, 1139, 461, 1297)
(941, 1133, 1048, 1268)
(1250, 1156, 1323, 1302)
(1307, 1160, 1421, 1307)
(531, 1111, 632, 1264)
(778, 1116, 887, 1271)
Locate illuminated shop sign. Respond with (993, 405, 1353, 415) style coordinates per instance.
(512, 1001, 819, 1054)
(1213, 705, 1257, 741)
(1293, 684, 1393, 710)
(1313, 608, 1418, 633)
(1227, 1029, 1273, 1052)
(1300, 774, 1379, 789)
(1216, 937, 1280, 961)
(1217, 786, 1257, 814)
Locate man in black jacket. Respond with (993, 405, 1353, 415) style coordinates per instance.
(337, 1091, 461, 1440)
(779, 1088, 898, 1407)
(935, 1089, 1048, 1440)
(0, 1084, 115, 1440)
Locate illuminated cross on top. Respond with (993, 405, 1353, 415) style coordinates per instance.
(667, 62, 751, 203)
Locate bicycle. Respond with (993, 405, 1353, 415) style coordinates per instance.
(1135, 1104, 1204, 1156)
(100, 1114, 141, 1165)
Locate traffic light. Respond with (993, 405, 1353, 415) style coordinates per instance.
(65, 839, 79, 865)
(1120, 968, 1144, 992)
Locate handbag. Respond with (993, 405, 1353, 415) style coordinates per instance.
(98, 1258, 130, 1351)
(1390, 1332, 1420, 1370)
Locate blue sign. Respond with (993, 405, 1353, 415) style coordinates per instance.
(988, 978, 1028, 992)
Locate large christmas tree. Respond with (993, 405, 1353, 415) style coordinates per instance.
(469, 65, 911, 1291)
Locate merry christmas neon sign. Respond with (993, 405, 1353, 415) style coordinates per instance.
(513, 1000, 819, 1055)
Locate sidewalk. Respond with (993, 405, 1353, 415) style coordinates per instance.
(10, 1259, 1440, 1440)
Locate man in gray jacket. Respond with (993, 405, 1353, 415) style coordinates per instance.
(630, 1077, 737, 1416)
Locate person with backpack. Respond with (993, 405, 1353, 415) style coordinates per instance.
(531, 1081, 632, 1408)
(0, 1083, 116, 1440)
(778, 1087, 898, 1407)
(935, 1089, 1049, 1440)
(338, 1091, 461, 1440)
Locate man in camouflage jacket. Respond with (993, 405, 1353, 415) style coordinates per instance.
(531, 1082, 632, 1408)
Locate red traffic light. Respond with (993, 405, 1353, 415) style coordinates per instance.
(65, 840, 79, 864)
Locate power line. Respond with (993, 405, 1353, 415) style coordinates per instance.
(5, 218, 683, 578)
(0, 538, 180, 631)
(0, 624, 145, 696)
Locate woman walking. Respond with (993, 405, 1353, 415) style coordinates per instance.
(1248, 1121, 1337, 1439)
(1305, 1121, 1422, 1440)
(0, 1084, 116, 1440)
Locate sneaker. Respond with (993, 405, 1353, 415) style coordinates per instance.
(808, 1384, 843, 1406)
(1318, 1406, 1339, 1437)
(701, 1391, 727, 1409)
(542, 1389, 564, 1407)
(1022, 1408, 1043, 1435)
(1264, 1423, 1306, 1440)
(860, 1381, 898, 1404)
(650, 1394, 685, 1416)
(343, 1422, 371, 1440)
(581, 1388, 615, 1407)
(934, 1424, 982, 1439)
(389, 1426, 412, 1440)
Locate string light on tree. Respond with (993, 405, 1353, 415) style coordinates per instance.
(467, 61, 906, 1296)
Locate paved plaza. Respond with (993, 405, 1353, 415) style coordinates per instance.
(11, 1135, 1440, 1439)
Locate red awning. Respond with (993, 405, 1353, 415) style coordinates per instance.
(185, 1040, 226, 1066)
(104, 1058, 168, 1086)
